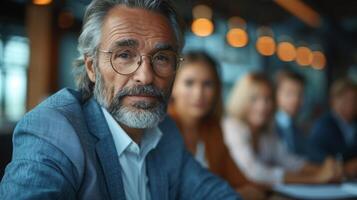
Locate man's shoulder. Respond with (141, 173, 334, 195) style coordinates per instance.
(311, 112, 340, 139)
(313, 112, 338, 131)
(15, 88, 88, 157)
(8, 88, 88, 192)
(38, 88, 83, 109)
(25, 88, 85, 125)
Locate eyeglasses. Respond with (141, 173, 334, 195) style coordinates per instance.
(98, 48, 183, 77)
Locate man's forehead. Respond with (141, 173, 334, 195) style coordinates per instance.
(101, 6, 178, 50)
(109, 38, 178, 52)
(103, 5, 173, 32)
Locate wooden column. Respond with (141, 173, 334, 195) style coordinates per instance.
(26, 4, 55, 110)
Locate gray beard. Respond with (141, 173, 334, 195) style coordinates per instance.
(93, 69, 168, 129)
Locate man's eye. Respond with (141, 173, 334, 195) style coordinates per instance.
(118, 53, 130, 59)
(154, 51, 176, 64)
(154, 54, 170, 63)
(113, 50, 135, 60)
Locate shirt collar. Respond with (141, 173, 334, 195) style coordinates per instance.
(141, 126, 162, 158)
(275, 110, 293, 129)
(101, 107, 162, 158)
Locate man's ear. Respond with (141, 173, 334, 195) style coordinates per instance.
(84, 55, 96, 83)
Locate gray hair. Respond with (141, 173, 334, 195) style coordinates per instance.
(73, 0, 184, 101)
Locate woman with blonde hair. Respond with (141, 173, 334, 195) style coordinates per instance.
(169, 52, 265, 199)
(223, 72, 342, 187)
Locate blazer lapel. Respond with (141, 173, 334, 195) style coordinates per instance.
(145, 118, 173, 200)
(83, 98, 126, 200)
(96, 136, 126, 200)
(146, 150, 168, 200)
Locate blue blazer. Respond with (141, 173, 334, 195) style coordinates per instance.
(0, 88, 240, 200)
(274, 120, 308, 158)
(308, 112, 357, 163)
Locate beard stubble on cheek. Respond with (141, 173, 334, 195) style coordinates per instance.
(92, 67, 171, 128)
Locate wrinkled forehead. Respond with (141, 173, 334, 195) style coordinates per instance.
(100, 6, 178, 51)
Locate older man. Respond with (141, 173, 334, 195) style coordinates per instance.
(0, 0, 240, 199)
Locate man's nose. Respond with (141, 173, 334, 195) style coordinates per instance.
(132, 56, 155, 85)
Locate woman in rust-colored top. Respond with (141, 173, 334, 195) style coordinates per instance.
(168, 51, 265, 199)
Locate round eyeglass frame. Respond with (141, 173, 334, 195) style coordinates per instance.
(98, 49, 184, 78)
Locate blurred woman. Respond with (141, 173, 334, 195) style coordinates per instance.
(168, 52, 265, 199)
(223, 73, 341, 187)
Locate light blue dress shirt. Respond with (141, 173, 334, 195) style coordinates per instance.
(194, 141, 209, 168)
(275, 110, 295, 150)
(102, 107, 162, 200)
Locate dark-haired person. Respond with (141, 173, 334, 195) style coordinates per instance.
(0, 1, 241, 199)
(309, 78, 357, 179)
(274, 70, 309, 157)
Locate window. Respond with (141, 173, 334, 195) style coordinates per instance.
(0, 36, 29, 122)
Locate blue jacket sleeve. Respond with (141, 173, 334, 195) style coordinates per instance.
(0, 112, 78, 199)
(308, 121, 330, 163)
(178, 150, 242, 200)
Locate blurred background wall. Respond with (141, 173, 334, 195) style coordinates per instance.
(0, 0, 357, 176)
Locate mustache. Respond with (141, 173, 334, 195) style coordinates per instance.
(114, 85, 168, 102)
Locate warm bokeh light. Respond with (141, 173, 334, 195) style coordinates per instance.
(256, 36, 276, 56)
(192, 4, 213, 19)
(32, 0, 52, 5)
(191, 18, 214, 37)
(226, 28, 249, 48)
(58, 11, 74, 29)
(311, 51, 326, 70)
(296, 46, 313, 66)
(277, 42, 296, 62)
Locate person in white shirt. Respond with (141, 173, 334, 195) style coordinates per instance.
(222, 73, 342, 187)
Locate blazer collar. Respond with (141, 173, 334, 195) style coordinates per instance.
(144, 117, 172, 200)
(146, 150, 168, 200)
(83, 97, 126, 200)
